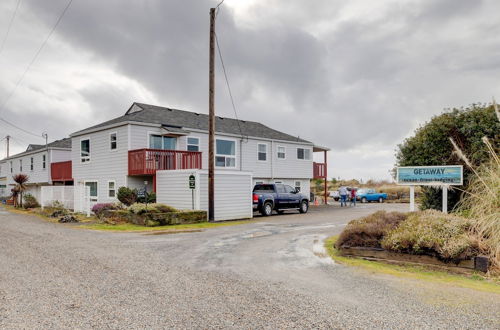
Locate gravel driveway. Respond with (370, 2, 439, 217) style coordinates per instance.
(0, 204, 498, 329)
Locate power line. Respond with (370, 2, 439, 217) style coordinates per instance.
(0, 0, 21, 56)
(0, 117, 42, 138)
(215, 32, 245, 139)
(0, 0, 73, 138)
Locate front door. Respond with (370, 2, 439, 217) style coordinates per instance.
(284, 185, 300, 207)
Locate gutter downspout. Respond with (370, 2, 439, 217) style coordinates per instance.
(270, 140, 274, 180)
(240, 139, 243, 171)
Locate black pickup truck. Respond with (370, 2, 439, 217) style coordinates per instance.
(252, 183, 309, 216)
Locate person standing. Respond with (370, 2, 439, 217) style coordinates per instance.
(350, 188, 357, 206)
(339, 186, 348, 207)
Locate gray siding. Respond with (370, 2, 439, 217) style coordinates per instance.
(72, 125, 129, 203)
(50, 149, 71, 163)
(5, 150, 50, 187)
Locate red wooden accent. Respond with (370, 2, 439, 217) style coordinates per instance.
(313, 162, 326, 179)
(51, 161, 73, 182)
(128, 149, 202, 175)
(324, 150, 328, 204)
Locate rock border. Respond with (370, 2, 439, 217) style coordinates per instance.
(339, 246, 489, 272)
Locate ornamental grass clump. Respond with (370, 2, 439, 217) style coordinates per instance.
(455, 136, 500, 272)
(336, 211, 408, 249)
(381, 210, 478, 263)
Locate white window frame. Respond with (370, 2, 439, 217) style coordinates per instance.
(215, 137, 237, 168)
(296, 147, 311, 160)
(187, 137, 200, 152)
(295, 181, 301, 192)
(84, 180, 98, 202)
(148, 132, 177, 150)
(10, 161, 12, 173)
(42, 154, 46, 170)
(277, 145, 286, 160)
(30, 157, 34, 171)
(257, 143, 268, 162)
(80, 138, 91, 163)
(19, 159, 22, 172)
(109, 132, 117, 151)
(108, 180, 116, 198)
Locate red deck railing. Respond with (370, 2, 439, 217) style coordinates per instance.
(128, 149, 202, 175)
(313, 162, 326, 179)
(51, 161, 73, 182)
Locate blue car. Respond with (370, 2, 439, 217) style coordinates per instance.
(356, 189, 387, 203)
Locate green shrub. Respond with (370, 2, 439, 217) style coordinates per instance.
(396, 104, 500, 211)
(23, 193, 40, 209)
(336, 211, 408, 249)
(381, 210, 478, 262)
(117, 187, 137, 206)
(128, 203, 177, 215)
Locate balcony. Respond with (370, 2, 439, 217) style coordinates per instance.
(128, 149, 202, 176)
(313, 162, 326, 179)
(51, 161, 73, 182)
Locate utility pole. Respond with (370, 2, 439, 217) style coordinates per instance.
(6, 135, 10, 158)
(208, 7, 216, 222)
(42, 132, 48, 147)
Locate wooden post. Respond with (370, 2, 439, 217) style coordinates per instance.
(324, 150, 328, 205)
(409, 185, 415, 211)
(208, 8, 215, 222)
(6, 135, 10, 157)
(442, 185, 448, 214)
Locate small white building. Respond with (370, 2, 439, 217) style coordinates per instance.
(0, 139, 73, 201)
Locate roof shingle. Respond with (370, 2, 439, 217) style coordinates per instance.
(71, 103, 311, 144)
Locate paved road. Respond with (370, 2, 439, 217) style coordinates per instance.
(0, 204, 499, 329)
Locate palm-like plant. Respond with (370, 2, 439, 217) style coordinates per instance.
(12, 174, 29, 208)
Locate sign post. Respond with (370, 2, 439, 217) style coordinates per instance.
(189, 174, 196, 210)
(409, 186, 415, 212)
(396, 165, 463, 214)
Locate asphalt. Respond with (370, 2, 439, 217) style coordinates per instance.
(0, 203, 499, 329)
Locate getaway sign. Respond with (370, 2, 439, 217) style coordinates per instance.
(396, 165, 463, 186)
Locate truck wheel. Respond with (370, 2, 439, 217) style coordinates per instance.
(299, 200, 309, 213)
(361, 197, 367, 203)
(260, 202, 273, 216)
(378, 197, 384, 203)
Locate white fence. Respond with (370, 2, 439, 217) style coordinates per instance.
(40, 185, 91, 217)
(41, 186, 74, 210)
(74, 185, 91, 216)
(156, 169, 253, 221)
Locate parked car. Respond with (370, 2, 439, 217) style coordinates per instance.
(356, 189, 387, 203)
(253, 183, 309, 216)
(329, 190, 340, 201)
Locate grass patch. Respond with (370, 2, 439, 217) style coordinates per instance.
(325, 236, 500, 294)
(80, 220, 254, 232)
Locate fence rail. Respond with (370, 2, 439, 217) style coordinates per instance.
(51, 161, 73, 181)
(128, 149, 202, 175)
(313, 162, 326, 178)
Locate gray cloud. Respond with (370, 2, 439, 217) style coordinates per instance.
(1, 0, 499, 179)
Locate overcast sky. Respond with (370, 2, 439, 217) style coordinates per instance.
(0, 0, 499, 181)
